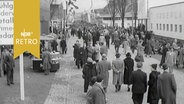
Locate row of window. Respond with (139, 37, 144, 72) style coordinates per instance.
(151, 23, 183, 33)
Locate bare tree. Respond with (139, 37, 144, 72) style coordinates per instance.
(106, 0, 119, 27)
(116, 0, 127, 28)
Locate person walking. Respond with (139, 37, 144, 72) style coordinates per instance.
(131, 62, 147, 104)
(60, 36, 67, 54)
(112, 53, 124, 92)
(124, 52, 134, 91)
(86, 76, 106, 104)
(100, 42, 108, 56)
(4, 49, 15, 86)
(147, 64, 160, 104)
(157, 63, 177, 104)
(105, 34, 110, 49)
(159, 43, 169, 67)
(165, 47, 177, 73)
(96, 54, 111, 92)
(82, 58, 97, 93)
(42, 48, 52, 75)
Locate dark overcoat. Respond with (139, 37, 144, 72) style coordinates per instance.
(86, 83, 106, 104)
(147, 71, 160, 103)
(124, 57, 134, 85)
(157, 71, 177, 104)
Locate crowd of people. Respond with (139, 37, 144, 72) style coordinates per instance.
(70, 25, 179, 104)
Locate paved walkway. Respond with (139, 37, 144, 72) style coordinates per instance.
(44, 36, 184, 104)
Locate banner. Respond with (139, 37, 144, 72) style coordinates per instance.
(0, 0, 13, 45)
(14, 0, 40, 58)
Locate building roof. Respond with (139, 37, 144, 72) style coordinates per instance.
(150, 1, 184, 9)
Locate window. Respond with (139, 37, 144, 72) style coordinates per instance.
(167, 24, 169, 31)
(163, 24, 165, 31)
(175, 25, 177, 32)
(157, 24, 158, 30)
(180, 25, 182, 33)
(160, 24, 162, 30)
(170, 24, 173, 31)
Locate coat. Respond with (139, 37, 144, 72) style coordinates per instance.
(145, 39, 153, 54)
(83, 62, 97, 84)
(4, 53, 15, 71)
(131, 69, 147, 94)
(165, 51, 176, 67)
(178, 48, 184, 66)
(124, 57, 134, 85)
(97, 60, 111, 88)
(86, 83, 106, 104)
(157, 71, 177, 104)
(73, 43, 80, 59)
(112, 58, 124, 85)
(42, 50, 52, 70)
(147, 71, 160, 103)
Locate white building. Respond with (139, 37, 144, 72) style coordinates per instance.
(148, 2, 184, 39)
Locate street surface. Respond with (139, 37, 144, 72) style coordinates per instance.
(44, 36, 184, 104)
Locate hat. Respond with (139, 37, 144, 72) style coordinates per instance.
(87, 57, 93, 63)
(126, 52, 131, 57)
(90, 76, 97, 86)
(162, 63, 168, 70)
(96, 76, 103, 82)
(151, 64, 157, 70)
(137, 62, 143, 68)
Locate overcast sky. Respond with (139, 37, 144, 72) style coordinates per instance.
(73, 0, 184, 12)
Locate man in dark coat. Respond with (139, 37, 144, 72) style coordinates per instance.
(60, 38, 67, 54)
(73, 40, 81, 69)
(51, 40, 58, 52)
(147, 64, 160, 104)
(4, 49, 15, 86)
(77, 28, 82, 39)
(86, 76, 106, 104)
(82, 58, 97, 93)
(105, 34, 110, 49)
(114, 38, 121, 53)
(131, 62, 147, 104)
(157, 64, 177, 104)
(159, 43, 169, 67)
(124, 52, 134, 91)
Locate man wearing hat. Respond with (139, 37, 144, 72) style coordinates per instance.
(82, 57, 97, 93)
(112, 53, 124, 92)
(131, 62, 147, 104)
(157, 63, 177, 104)
(147, 64, 160, 104)
(86, 76, 106, 104)
(96, 54, 111, 92)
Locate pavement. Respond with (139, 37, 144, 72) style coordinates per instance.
(1, 36, 184, 104)
(44, 36, 184, 104)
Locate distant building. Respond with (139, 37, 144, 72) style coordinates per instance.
(148, 2, 184, 39)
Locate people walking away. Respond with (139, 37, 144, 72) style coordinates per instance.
(112, 53, 124, 92)
(131, 62, 147, 104)
(96, 54, 111, 92)
(82, 58, 97, 93)
(124, 52, 134, 92)
(147, 64, 160, 104)
(86, 76, 106, 104)
(4, 49, 15, 86)
(42, 48, 52, 75)
(157, 63, 177, 104)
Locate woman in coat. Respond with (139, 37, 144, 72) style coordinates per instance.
(96, 54, 111, 92)
(82, 58, 97, 93)
(147, 64, 160, 104)
(124, 52, 134, 91)
(42, 49, 52, 75)
(165, 47, 177, 73)
(112, 53, 124, 92)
